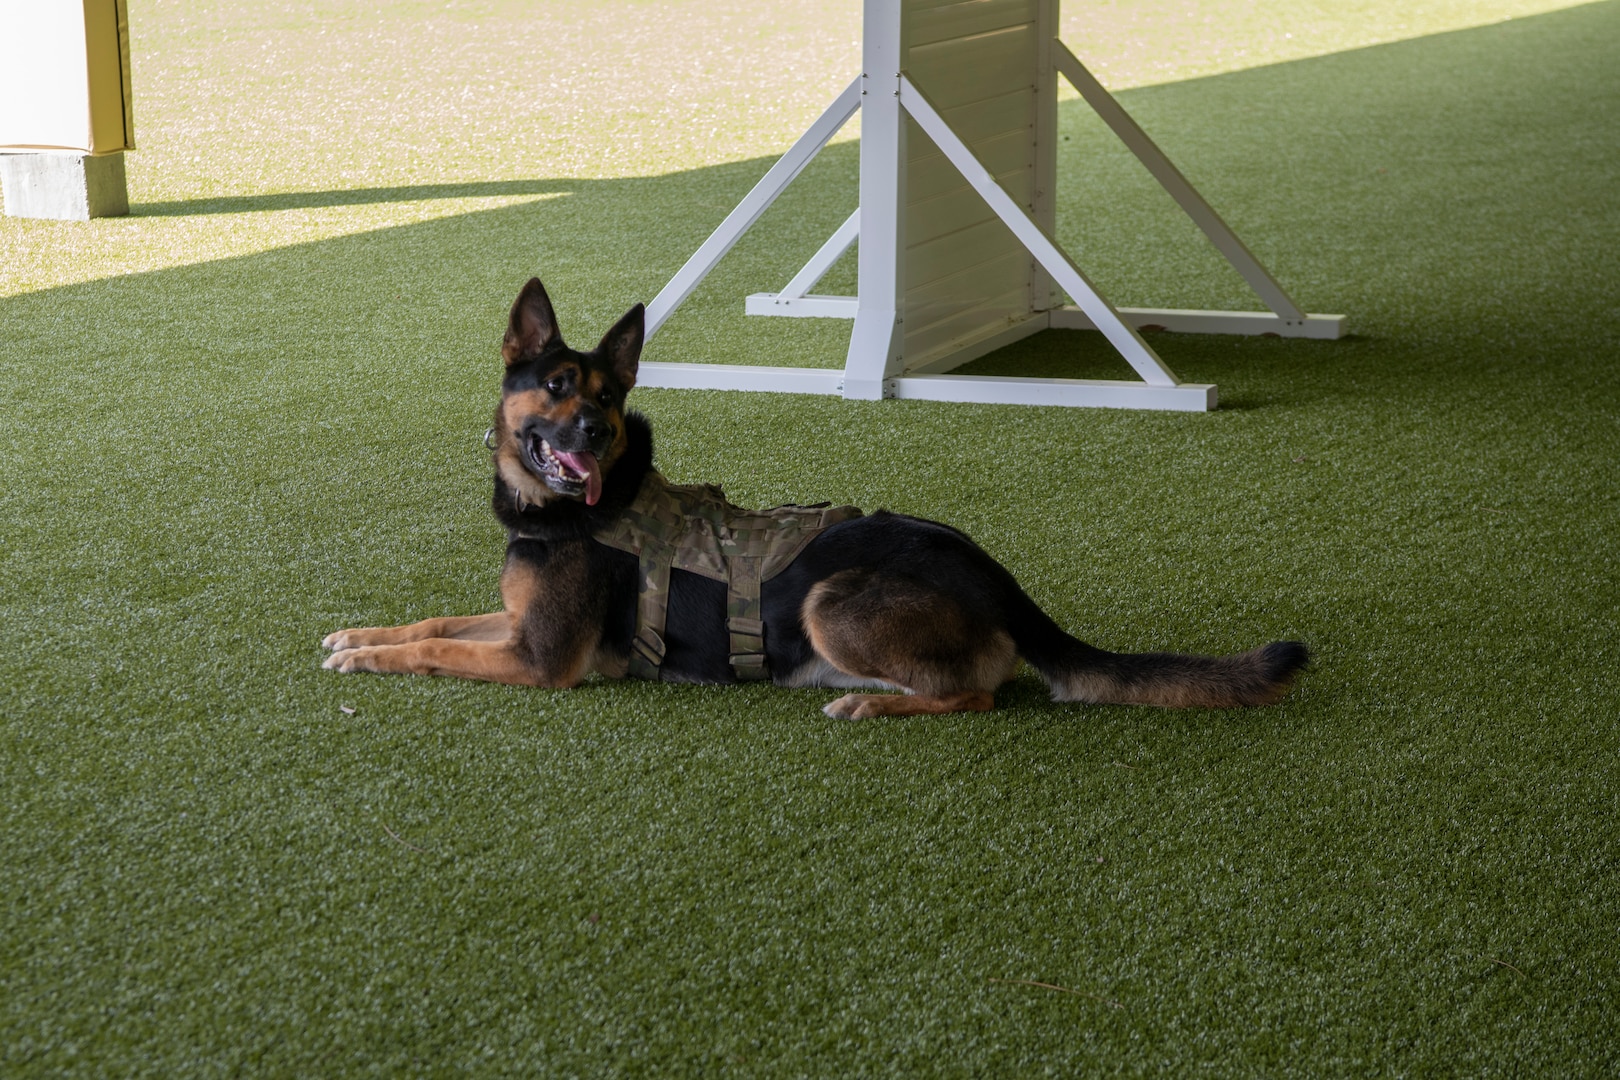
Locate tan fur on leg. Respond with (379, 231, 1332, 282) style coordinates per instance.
(324, 636, 586, 687)
(322, 612, 511, 651)
(802, 569, 1017, 717)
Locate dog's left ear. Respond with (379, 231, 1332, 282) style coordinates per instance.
(597, 302, 644, 392)
(502, 277, 562, 365)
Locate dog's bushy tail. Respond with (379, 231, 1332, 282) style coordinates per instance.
(1043, 638, 1309, 708)
(1010, 599, 1308, 708)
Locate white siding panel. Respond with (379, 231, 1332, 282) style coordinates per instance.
(907, 127, 1031, 203)
(908, 0, 1040, 49)
(906, 24, 1037, 111)
(904, 248, 1030, 327)
(897, 0, 1043, 361)
(906, 164, 1032, 246)
(906, 215, 1024, 289)
(903, 284, 1031, 364)
(904, 88, 1033, 164)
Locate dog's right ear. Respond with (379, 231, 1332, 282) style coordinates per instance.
(502, 277, 561, 365)
(597, 302, 644, 393)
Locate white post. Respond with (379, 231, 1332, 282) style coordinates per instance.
(1029, 0, 1061, 314)
(841, 0, 906, 400)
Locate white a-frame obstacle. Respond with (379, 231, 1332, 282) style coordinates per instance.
(638, 0, 1343, 411)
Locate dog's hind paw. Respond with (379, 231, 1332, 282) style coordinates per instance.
(824, 689, 995, 719)
(823, 693, 880, 720)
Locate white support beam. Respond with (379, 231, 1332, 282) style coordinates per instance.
(897, 73, 1180, 388)
(779, 208, 860, 300)
(891, 374, 1215, 411)
(743, 206, 861, 318)
(1050, 306, 1345, 339)
(1050, 40, 1308, 324)
(644, 77, 862, 338)
(637, 362, 844, 396)
(744, 293, 859, 318)
(1029, 0, 1062, 313)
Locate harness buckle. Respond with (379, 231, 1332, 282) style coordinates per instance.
(629, 629, 667, 679)
(729, 652, 768, 680)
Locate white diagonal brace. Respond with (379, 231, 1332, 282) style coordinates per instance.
(1051, 40, 1306, 323)
(779, 208, 860, 300)
(645, 77, 863, 338)
(897, 73, 1179, 387)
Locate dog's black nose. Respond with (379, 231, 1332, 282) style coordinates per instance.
(578, 412, 611, 445)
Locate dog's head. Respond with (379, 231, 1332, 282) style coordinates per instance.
(491, 277, 642, 507)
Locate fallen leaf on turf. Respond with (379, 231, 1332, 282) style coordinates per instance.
(988, 978, 1124, 1009)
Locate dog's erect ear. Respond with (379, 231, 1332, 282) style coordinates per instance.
(597, 303, 644, 392)
(502, 277, 561, 365)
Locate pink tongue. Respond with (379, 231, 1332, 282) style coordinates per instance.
(555, 450, 602, 505)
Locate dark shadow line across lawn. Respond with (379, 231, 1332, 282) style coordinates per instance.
(131, 178, 579, 216)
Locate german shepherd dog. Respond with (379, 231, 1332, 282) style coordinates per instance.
(323, 278, 1308, 717)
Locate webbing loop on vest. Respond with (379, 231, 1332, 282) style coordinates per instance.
(627, 548, 671, 681)
(726, 555, 766, 680)
(592, 470, 861, 681)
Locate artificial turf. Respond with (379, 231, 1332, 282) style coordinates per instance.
(2, 0, 1617, 1075)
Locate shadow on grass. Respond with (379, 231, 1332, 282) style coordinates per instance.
(133, 179, 580, 216)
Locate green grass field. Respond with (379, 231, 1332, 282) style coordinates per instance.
(3, 1, 1617, 1074)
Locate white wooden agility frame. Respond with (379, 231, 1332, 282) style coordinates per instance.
(639, 0, 1344, 411)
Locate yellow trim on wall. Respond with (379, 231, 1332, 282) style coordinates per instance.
(0, 0, 132, 153)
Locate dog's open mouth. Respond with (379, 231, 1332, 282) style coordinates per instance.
(524, 432, 603, 505)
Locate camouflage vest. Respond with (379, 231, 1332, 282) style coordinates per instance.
(591, 470, 863, 681)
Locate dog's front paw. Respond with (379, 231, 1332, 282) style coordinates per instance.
(324, 647, 385, 674)
(323, 627, 390, 650)
(324, 625, 428, 650)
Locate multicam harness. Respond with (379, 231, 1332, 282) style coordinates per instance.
(590, 470, 862, 681)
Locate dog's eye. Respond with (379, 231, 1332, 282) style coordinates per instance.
(598, 390, 614, 408)
(546, 377, 568, 396)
